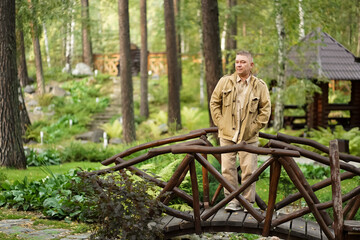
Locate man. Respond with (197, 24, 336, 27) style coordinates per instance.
(210, 50, 271, 211)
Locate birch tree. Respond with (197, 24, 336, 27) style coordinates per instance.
(273, 0, 286, 131)
(298, 0, 305, 40)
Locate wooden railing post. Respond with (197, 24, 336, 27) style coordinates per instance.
(330, 139, 344, 240)
(189, 156, 202, 235)
(202, 153, 210, 208)
(262, 157, 281, 236)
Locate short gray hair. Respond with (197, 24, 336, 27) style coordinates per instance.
(236, 50, 253, 62)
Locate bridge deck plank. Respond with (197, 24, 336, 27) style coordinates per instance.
(306, 220, 323, 240)
(227, 210, 246, 227)
(166, 215, 184, 232)
(211, 208, 230, 227)
(291, 218, 306, 238)
(162, 207, 338, 240)
(201, 208, 215, 227)
(243, 213, 259, 229)
(159, 215, 174, 229)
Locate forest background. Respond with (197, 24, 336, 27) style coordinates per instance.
(2, 0, 360, 167)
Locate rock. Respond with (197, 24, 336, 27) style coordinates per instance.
(109, 138, 122, 145)
(24, 85, 36, 94)
(48, 86, 68, 97)
(158, 123, 168, 135)
(75, 129, 104, 143)
(33, 106, 43, 114)
(26, 99, 38, 107)
(72, 62, 93, 76)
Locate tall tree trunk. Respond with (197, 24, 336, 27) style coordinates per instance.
(174, 0, 182, 87)
(198, 9, 205, 107)
(65, 21, 72, 73)
(0, 0, 26, 169)
(64, 2, 75, 73)
(140, 0, 149, 118)
(164, 0, 181, 130)
(27, 0, 45, 95)
(18, 86, 31, 137)
(225, 0, 237, 74)
(201, 0, 222, 127)
(16, 29, 30, 87)
(273, 0, 286, 131)
(81, 0, 93, 68)
(43, 23, 51, 68)
(118, 0, 136, 143)
(298, 0, 305, 40)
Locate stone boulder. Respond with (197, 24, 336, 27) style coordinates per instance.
(72, 63, 93, 76)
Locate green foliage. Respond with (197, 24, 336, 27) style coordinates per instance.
(25, 114, 88, 144)
(78, 171, 164, 240)
(25, 77, 110, 143)
(299, 164, 330, 180)
(181, 106, 203, 131)
(37, 93, 54, 107)
(0, 169, 89, 220)
(59, 142, 119, 163)
(100, 120, 122, 139)
(26, 148, 61, 167)
(148, 77, 168, 105)
(0, 172, 6, 187)
(308, 126, 360, 156)
(278, 168, 297, 198)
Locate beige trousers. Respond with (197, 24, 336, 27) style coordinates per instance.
(220, 138, 258, 205)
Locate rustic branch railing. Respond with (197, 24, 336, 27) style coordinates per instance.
(87, 127, 360, 239)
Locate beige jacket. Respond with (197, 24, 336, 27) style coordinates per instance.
(210, 73, 271, 143)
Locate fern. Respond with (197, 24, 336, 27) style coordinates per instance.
(100, 120, 122, 139)
(181, 106, 202, 131)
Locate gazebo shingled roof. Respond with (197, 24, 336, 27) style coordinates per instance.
(286, 28, 360, 81)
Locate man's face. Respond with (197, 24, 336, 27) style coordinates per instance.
(235, 54, 254, 78)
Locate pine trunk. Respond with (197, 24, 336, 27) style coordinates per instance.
(201, 0, 222, 127)
(0, 0, 27, 169)
(118, 0, 136, 143)
(81, 0, 93, 68)
(28, 0, 45, 95)
(174, 0, 182, 87)
(140, 0, 149, 118)
(225, 0, 237, 74)
(16, 29, 30, 87)
(164, 0, 181, 130)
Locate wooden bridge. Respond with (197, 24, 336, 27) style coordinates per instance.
(89, 127, 360, 239)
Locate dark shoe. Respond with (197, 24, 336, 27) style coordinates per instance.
(225, 202, 242, 212)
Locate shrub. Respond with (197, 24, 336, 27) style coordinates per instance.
(26, 148, 62, 166)
(100, 120, 122, 139)
(0, 169, 89, 218)
(78, 171, 164, 240)
(60, 142, 119, 162)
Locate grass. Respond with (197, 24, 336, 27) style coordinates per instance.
(0, 161, 104, 183)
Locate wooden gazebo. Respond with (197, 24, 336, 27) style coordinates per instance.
(285, 28, 360, 129)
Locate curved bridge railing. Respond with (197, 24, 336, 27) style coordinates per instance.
(88, 127, 360, 240)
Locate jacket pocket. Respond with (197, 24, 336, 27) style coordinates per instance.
(249, 97, 259, 112)
(222, 89, 232, 107)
